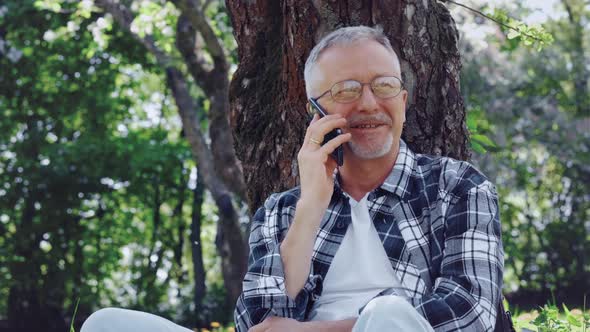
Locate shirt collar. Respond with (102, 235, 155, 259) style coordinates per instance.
(379, 139, 415, 199)
(334, 140, 416, 200)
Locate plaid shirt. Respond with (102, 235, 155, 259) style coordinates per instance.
(234, 141, 504, 331)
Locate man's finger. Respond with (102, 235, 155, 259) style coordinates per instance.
(304, 113, 343, 136)
(321, 132, 352, 155)
(309, 112, 320, 124)
(304, 117, 346, 146)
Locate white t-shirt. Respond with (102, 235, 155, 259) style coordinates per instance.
(308, 194, 403, 321)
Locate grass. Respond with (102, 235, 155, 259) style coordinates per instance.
(69, 298, 80, 332)
(508, 296, 589, 332)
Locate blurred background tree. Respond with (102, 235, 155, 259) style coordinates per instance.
(0, 0, 588, 331)
(0, 0, 244, 330)
(454, 0, 589, 308)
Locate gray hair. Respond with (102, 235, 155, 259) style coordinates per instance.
(304, 26, 399, 98)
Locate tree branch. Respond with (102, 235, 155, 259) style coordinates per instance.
(174, 0, 227, 73)
(173, 4, 247, 200)
(170, 0, 228, 94)
(175, 14, 217, 93)
(202, 0, 214, 12)
(165, 67, 232, 200)
(441, 0, 545, 42)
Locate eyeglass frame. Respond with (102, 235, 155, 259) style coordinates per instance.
(313, 75, 405, 104)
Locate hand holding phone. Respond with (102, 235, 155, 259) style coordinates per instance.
(307, 98, 344, 166)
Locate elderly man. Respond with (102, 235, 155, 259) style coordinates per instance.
(234, 26, 504, 332)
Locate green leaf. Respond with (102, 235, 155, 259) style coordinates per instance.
(562, 304, 582, 327)
(507, 30, 520, 40)
(466, 113, 477, 132)
(22, 47, 34, 57)
(562, 303, 570, 315)
(567, 314, 582, 327)
(471, 140, 486, 154)
(70, 298, 80, 332)
(472, 134, 497, 147)
(34, 0, 61, 12)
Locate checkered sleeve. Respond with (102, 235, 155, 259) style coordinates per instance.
(365, 179, 504, 331)
(234, 194, 315, 332)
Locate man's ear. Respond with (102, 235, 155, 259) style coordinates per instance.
(400, 90, 408, 124)
(306, 102, 312, 115)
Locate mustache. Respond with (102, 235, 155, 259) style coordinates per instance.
(347, 113, 392, 127)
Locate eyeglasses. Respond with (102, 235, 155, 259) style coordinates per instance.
(315, 76, 404, 104)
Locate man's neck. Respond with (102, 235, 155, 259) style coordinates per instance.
(338, 143, 400, 201)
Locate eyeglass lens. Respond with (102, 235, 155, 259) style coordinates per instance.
(331, 76, 402, 102)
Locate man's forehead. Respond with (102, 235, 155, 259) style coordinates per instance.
(312, 40, 401, 85)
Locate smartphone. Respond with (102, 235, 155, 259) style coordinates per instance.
(308, 98, 344, 166)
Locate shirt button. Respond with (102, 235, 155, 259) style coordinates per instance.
(337, 221, 344, 228)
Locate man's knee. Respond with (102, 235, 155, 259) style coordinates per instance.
(362, 295, 414, 317)
(81, 307, 124, 332)
(355, 296, 433, 332)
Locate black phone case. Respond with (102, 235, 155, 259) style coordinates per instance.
(308, 98, 344, 166)
(323, 128, 344, 166)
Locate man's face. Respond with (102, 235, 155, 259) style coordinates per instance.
(311, 40, 407, 160)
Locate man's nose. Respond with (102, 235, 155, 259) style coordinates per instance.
(357, 84, 379, 112)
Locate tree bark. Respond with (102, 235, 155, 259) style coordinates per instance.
(227, 0, 469, 210)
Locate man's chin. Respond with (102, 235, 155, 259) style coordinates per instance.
(347, 141, 393, 160)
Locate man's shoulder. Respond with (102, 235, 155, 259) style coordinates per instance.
(260, 186, 301, 212)
(413, 152, 494, 198)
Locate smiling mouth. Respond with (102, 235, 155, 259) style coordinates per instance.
(349, 124, 387, 129)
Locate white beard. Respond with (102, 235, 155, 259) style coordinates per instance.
(347, 133, 393, 159)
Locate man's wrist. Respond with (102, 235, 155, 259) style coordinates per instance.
(296, 197, 327, 225)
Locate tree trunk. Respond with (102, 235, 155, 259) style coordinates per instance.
(166, 67, 248, 308)
(191, 174, 207, 328)
(227, 0, 469, 210)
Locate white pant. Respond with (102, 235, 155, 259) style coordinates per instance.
(353, 296, 434, 332)
(82, 296, 433, 332)
(81, 308, 193, 332)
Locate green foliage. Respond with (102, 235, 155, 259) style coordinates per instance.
(533, 305, 577, 331)
(69, 298, 80, 332)
(466, 104, 496, 154)
(513, 304, 590, 332)
(447, 0, 554, 51)
(460, 0, 590, 306)
(131, 1, 178, 53)
(0, 0, 238, 329)
(487, 7, 554, 51)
